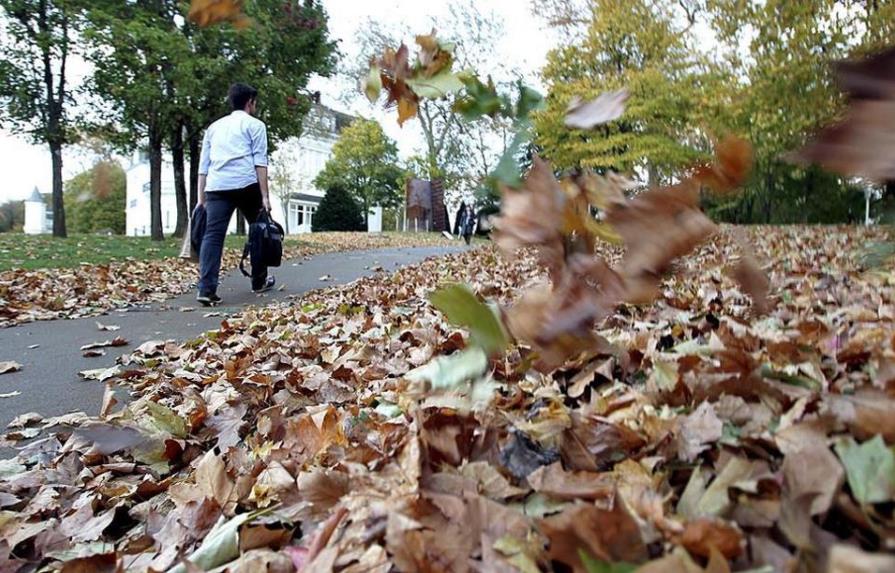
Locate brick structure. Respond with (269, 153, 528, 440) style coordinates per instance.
(405, 178, 448, 232)
(430, 178, 447, 232)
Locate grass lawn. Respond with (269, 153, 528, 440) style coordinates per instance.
(0, 231, 466, 271)
(0, 233, 261, 270)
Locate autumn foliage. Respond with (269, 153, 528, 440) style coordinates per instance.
(2, 15, 895, 573)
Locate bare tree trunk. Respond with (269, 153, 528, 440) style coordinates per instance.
(41, 8, 67, 238)
(188, 127, 200, 212)
(648, 163, 659, 188)
(49, 140, 66, 237)
(280, 199, 290, 234)
(236, 212, 246, 235)
(149, 126, 164, 241)
(171, 124, 188, 238)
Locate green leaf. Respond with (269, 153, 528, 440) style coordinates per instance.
(489, 123, 531, 189)
(0, 459, 26, 479)
(834, 435, 895, 504)
(405, 346, 489, 390)
(514, 492, 568, 517)
(648, 359, 678, 391)
(760, 364, 821, 391)
(514, 82, 545, 120)
(429, 284, 508, 354)
(578, 550, 638, 573)
(167, 512, 255, 573)
(454, 75, 506, 120)
(374, 401, 403, 418)
(406, 70, 466, 99)
(46, 542, 116, 562)
(364, 64, 382, 103)
(493, 536, 540, 573)
(142, 401, 188, 439)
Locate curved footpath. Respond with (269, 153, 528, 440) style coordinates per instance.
(0, 245, 465, 430)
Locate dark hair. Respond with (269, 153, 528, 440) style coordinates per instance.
(228, 83, 258, 111)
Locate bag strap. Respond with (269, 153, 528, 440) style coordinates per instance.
(239, 240, 251, 277)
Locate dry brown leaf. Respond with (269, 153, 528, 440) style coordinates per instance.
(195, 450, 236, 513)
(564, 89, 629, 129)
(827, 543, 895, 573)
(731, 256, 770, 314)
(188, 0, 251, 28)
(676, 402, 723, 462)
(539, 500, 648, 571)
(526, 462, 615, 501)
(677, 517, 744, 559)
(0, 361, 22, 375)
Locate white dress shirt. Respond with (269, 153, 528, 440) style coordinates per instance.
(199, 110, 269, 191)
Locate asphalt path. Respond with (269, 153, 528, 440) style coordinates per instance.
(0, 245, 465, 430)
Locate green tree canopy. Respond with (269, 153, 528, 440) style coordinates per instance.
(534, 0, 718, 183)
(312, 185, 365, 232)
(0, 201, 25, 233)
(314, 119, 404, 223)
(352, 0, 517, 204)
(83, 0, 338, 239)
(0, 0, 85, 237)
(64, 160, 126, 234)
(704, 0, 895, 223)
(532, 0, 895, 223)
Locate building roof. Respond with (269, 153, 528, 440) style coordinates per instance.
(27, 187, 43, 203)
(290, 193, 323, 204)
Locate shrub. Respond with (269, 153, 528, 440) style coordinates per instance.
(312, 185, 365, 232)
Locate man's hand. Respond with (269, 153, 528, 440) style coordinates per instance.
(197, 175, 207, 207)
(256, 166, 271, 212)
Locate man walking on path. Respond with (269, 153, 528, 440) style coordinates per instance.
(196, 83, 276, 305)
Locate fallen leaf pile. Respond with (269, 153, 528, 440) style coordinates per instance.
(0, 220, 892, 571)
(0, 232, 456, 328)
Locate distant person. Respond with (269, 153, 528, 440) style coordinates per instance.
(459, 204, 476, 245)
(454, 201, 467, 236)
(196, 82, 276, 306)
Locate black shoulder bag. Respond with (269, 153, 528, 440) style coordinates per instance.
(239, 210, 285, 277)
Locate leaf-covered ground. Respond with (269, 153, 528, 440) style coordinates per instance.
(1, 225, 894, 572)
(0, 232, 457, 328)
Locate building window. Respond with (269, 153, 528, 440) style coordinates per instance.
(142, 183, 150, 195)
(288, 202, 317, 230)
(129, 199, 137, 208)
(289, 202, 302, 229)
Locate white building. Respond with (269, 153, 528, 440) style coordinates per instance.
(125, 102, 363, 236)
(23, 187, 52, 235)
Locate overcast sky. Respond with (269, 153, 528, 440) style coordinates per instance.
(0, 0, 557, 203)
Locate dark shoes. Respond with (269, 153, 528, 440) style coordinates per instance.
(252, 276, 276, 294)
(198, 276, 274, 305)
(197, 291, 222, 306)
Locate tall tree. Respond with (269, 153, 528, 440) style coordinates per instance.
(314, 119, 404, 225)
(84, 0, 188, 241)
(704, 0, 895, 222)
(270, 142, 304, 234)
(0, 0, 83, 237)
(351, 0, 514, 204)
(534, 0, 715, 182)
(174, 0, 337, 231)
(64, 160, 126, 234)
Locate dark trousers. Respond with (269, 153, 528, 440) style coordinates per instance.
(198, 184, 267, 293)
